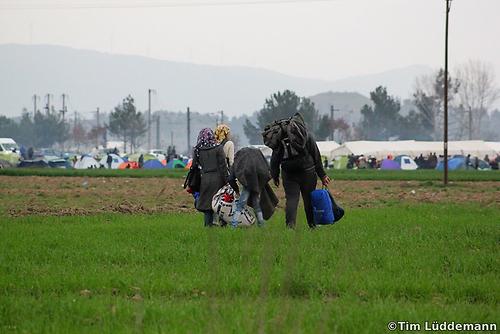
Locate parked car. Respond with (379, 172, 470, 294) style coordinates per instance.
(0, 138, 21, 165)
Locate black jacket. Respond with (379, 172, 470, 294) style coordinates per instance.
(229, 147, 271, 193)
(228, 148, 278, 220)
(192, 145, 228, 211)
(270, 134, 326, 182)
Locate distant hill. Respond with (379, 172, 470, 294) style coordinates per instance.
(0, 44, 433, 119)
(327, 65, 434, 100)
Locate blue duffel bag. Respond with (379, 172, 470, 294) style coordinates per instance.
(311, 187, 345, 225)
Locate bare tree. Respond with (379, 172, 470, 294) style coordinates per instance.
(413, 69, 459, 141)
(455, 60, 500, 139)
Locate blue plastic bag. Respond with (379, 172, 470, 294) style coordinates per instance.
(311, 189, 335, 225)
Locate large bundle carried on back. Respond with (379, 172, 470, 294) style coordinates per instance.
(261, 113, 308, 159)
(212, 184, 256, 226)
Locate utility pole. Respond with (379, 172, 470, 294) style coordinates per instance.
(96, 107, 100, 148)
(330, 105, 340, 141)
(443, 0, 452, 185)
(187, 107, 191, 154)
(220, 110, 224, 124)
(96, 107, 100, 127)
(156, 114, 160, 149)
(60, 94, 67, 152)
(148, 89, 152, 151)
(60, 94, 67, 122)
(33, 94, 38, 118)
(45, 94, 51, 115)
(468, 107, 472, 140)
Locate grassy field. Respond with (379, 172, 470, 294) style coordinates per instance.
(0, 167, 499, 181)
(1, 204, 499, 333)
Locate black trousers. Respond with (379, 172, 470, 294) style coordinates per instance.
(282, 168, 318, 228)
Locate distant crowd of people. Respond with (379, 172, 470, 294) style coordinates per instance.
(330, 152, 500, 170)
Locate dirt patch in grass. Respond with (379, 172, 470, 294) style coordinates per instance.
(1, 176, 498, 217)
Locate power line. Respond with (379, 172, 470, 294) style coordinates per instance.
(0, 0, 341, 10)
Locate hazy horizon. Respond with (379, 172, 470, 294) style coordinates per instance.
(1, 0, 499, 81)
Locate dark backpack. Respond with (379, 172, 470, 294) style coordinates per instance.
(262, 113, 308, 159)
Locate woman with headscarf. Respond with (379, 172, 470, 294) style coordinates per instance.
(191, 128, 229, 227)
(214, 124, 235, 167)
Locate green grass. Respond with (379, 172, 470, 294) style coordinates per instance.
(0, 168, 187, 179)
(0, 167, 499, 181)
(0, 204, 498, 333)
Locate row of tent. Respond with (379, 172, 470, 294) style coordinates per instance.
(330, 155, 419, 170)
(253, 140, 500, 161)
(73, 154, 189, 170)
(315, 140, 500, 160)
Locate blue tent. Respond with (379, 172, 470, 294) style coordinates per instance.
(436, 157, 466, 171)
(143, 159, 165, 169)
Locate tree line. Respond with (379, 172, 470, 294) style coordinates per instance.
(244, 60, 499, 144)
(1, 60, 498, 150)
(0, 95, 147, 152)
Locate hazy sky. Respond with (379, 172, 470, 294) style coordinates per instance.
(0, 0, 499, 81)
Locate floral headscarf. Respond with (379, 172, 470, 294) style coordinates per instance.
(196, 128, 218, 149)
(215, 124, 231, 143)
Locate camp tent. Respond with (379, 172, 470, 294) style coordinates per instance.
(127, 153, 156, 162)
(333, 156, 348, 169)
(74, 156, 100, 169)
(331, 140, 499, 159)
(380, 159, 400, 170)
(485, 142, 500, 155)
(185, 159, 193, 169)
(166, 159, 186, 169)
(99, 154, 124, 169)
(331, 141, 396, 159)
(118, 161, 139, 169)
(143, 159, 165, 169)
(48, 159, 70, 169)
(394, 155, 418, 170)
(436, 157, 466, 171)
(448, 141, 496, 157)
(316, 141, 340, 160)
(18, 159, 49, 168)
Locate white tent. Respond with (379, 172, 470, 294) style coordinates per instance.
(448, 141, 496, 157)
(99, 154, 124, 169)
(397, 155, 418, 170)
(316, 141, 340, 160)
(331, 140, 499, 159)
(331, 141, 395, 159)
(74, 156, 100, 169)
(485, 142, 500, 155)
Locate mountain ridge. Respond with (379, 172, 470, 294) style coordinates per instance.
(0, 44, 433, 117)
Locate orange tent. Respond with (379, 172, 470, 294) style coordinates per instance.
(118, 161, 140, 169)
(185, 159, 193, 169)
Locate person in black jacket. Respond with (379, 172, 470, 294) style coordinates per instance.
(191, 128, 228, 227)
(228, 147, 275, 228)
(106, 154, 113, 169)
(271, 133, 331, 229)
